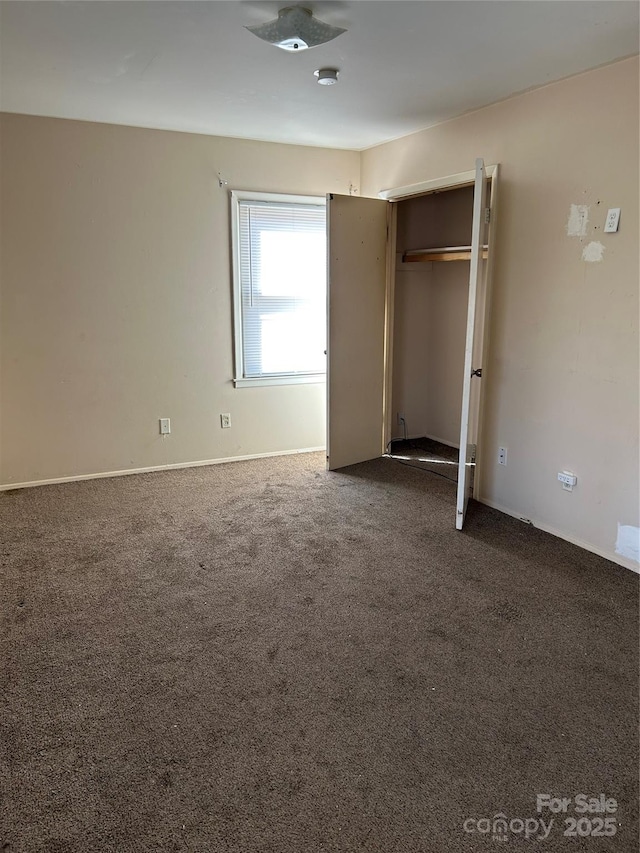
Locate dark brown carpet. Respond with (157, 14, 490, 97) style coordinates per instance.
(1, 452, 638, 852)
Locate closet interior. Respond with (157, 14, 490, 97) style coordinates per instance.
(389, 184, 477, 484)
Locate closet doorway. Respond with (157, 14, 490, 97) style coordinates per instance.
(326, 160, 498, 529)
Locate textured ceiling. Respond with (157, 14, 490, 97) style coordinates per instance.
(1, 1, 638, 149)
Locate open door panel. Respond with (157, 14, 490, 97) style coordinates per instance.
(327, 194, 388, 471)
(456, 158, 490, 529)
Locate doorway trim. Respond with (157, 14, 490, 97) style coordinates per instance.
(378, 165, 499, 504)
(378, 165, 498, 202)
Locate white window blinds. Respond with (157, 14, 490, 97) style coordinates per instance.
(236, 198, 326, 380)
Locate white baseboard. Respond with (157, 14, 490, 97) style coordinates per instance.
(477, 495, 640, 574)
(0, 447, 326, 492)
(388, 432, 423, 444)
(388, 432, 460, 449)
(424, 433, 460, 449)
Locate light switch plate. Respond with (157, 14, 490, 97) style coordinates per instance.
(604, 208, 620, 233)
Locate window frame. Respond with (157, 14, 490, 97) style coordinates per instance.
(230, 189, 327, 388)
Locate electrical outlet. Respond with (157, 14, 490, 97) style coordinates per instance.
(220, 413, 231, 429)
(498, 446, 507, 465)
(558, 471, 577, 491)
(159, 418, 171, 435)
(604, 208, 621, 233)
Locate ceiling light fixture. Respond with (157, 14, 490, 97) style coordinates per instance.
(246, 7, 346, 52)
(314, 68, 339, 86)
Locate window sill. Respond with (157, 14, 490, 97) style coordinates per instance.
(234, 374, 326, 388)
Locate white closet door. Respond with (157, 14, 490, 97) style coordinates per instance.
(456, 159, 488, 529)
(327, 194, 388, 471)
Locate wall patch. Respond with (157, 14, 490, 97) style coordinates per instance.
(566, 204, 589, 237)
(615, 524, 640, 565)
(582, 241, 605, 263)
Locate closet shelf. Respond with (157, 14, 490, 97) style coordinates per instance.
(402, 245, 489, 263)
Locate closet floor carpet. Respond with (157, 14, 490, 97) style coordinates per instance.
(387, 438, 460, 484)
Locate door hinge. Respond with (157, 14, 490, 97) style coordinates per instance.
(470, 444, 477, 463)
(471, 368, 482, 378)
(484, 208, 491, 224)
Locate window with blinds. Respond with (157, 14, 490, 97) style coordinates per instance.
(231, 191, 327, 386)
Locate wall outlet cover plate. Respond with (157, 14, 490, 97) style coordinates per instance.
(604, 208, 621, 233)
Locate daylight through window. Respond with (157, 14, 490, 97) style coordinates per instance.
(232, 192, 327, 386)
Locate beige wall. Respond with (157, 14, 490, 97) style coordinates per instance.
(0, 115, 359, 483)
(364, 57, 639, 570)
(392, 265, 469, 448)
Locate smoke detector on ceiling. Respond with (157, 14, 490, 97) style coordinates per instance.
(314, 68, 339, 86)
(246, 6, 346, 52)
